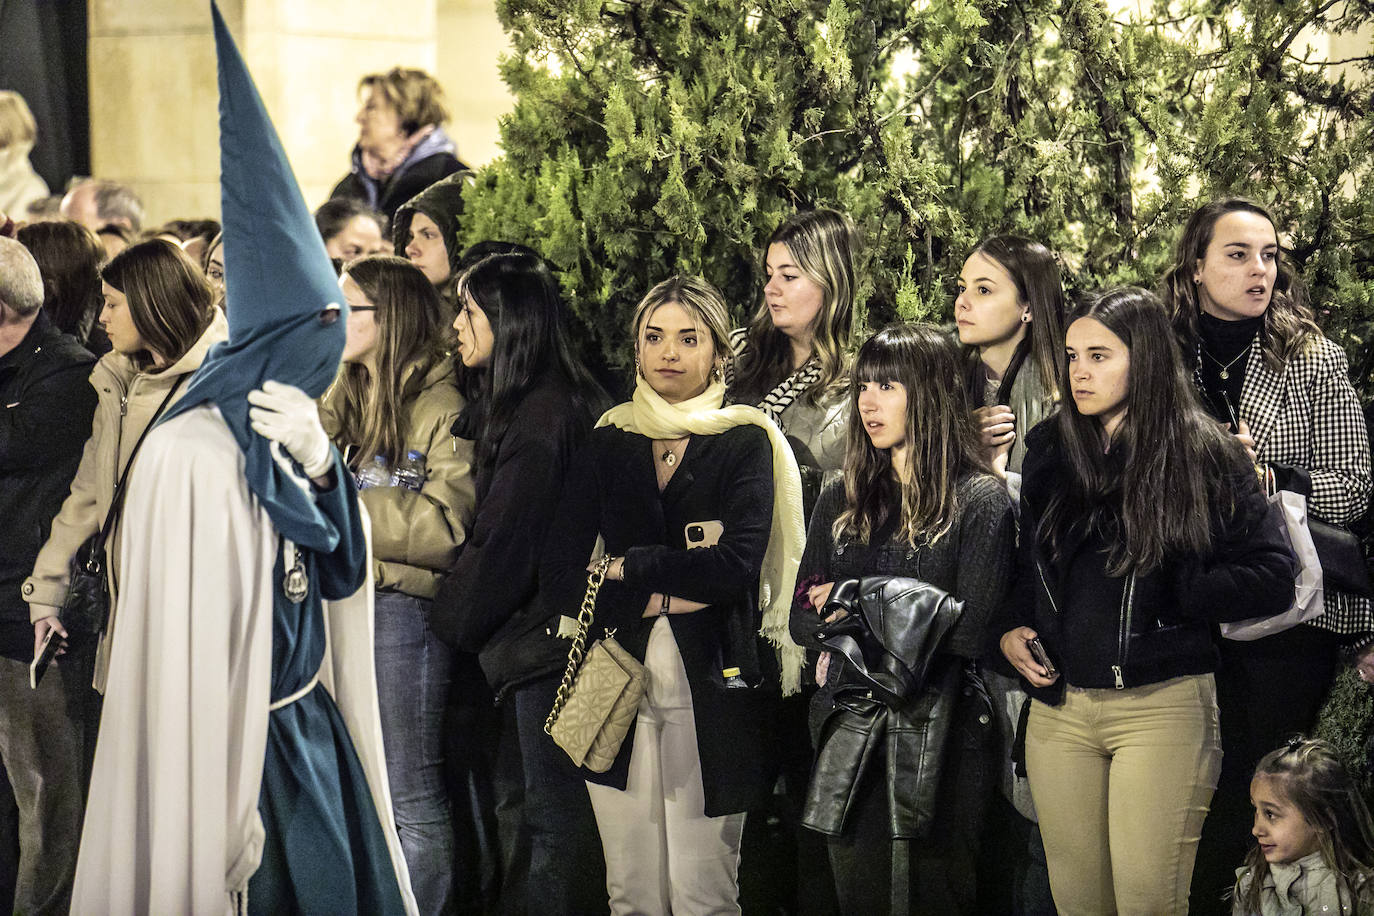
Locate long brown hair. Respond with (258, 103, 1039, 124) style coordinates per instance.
(1236, 739, 1374, 913)
(331, 255, 444, 468)
(960, 235, 1066, 404)
(733, 208, 858, 406)
(1042, 288, 1248, 574)
(100, 239, 214, 370)
(834, 323, 991, 547)
(1159, 198, 1320, 372)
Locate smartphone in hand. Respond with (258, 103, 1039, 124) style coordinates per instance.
(30, 628, 60, 689)
(1026, 636, 1058, 679)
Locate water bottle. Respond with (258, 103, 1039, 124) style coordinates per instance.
(391, 450, 427, 491)
(356, 454, 391, 490)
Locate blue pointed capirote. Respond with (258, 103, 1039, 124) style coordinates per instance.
(158, 0, 348, 551)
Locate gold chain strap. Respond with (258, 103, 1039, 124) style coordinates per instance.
(544, 557, 612, 735)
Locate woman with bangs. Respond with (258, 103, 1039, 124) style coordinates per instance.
(318, 254, 474, 914)
(996, 288, 1296, 915)
(790, 323, 1016, 914)
(1159, 198, 1374, 914)
(542, 275, 806, 914)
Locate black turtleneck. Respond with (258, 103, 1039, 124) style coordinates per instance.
(1197, 312, 1263, 425)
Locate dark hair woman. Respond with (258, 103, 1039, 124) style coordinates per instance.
(790, 323, 1014, 915)
(314, 199, 388, 263)
(1157, 198, 1374, 913)
(956, 235, 1065, 482)
(330, 68, 467, 221)
(996, 287, 1296, 914)
(430, 251, 610, 915)
(27, 239, 227, 697)
(728, 208, 858, 508)
(953, 234, 1065, 912)
(318, 255, 474, 914)
(16, 220, 110, 353)
(202, 232, 225, 300)
(542, 275, 806, 915)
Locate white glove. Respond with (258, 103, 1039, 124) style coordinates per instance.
(247, 380, 333, 478)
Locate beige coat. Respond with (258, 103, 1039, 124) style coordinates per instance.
(320, 357, 475, 599)
(23, 309, 229, 690)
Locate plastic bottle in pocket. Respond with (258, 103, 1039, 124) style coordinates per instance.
(391, 449, 427, 491)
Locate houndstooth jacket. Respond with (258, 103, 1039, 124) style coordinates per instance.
(1199, 333, 1373, 639)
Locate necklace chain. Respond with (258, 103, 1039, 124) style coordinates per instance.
(1203, 346, 1248, 380)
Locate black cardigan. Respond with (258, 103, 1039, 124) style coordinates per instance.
(996, 422, 1298, 702)
(430, 374, 594, 697)
(540, 422, 779, 816)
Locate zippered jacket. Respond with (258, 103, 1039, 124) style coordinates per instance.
(23, 309, 228, 689)
(0, 313, 95, 662)
(998, 421, 1297, 702)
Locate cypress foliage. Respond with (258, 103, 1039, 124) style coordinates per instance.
(462, 0, 1374, 392)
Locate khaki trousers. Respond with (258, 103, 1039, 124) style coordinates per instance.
(587, 617, 745, 916)
(1026, 674, 1222, 916)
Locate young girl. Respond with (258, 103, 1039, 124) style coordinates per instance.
(1234, 738, 1374, 915)
(792, 323, 1015, 914)
(318, 254, 474, 914)
(998, 287, 1297, 915)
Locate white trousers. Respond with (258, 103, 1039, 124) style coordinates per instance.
(586, 616, 746, 916)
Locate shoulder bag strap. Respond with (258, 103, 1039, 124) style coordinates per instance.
(544, 556, 612, 735)
(85, 376, 188, 576)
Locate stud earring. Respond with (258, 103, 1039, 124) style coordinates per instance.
(1020, 312, 1031, 324)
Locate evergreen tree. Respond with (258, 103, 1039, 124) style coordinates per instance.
(462, 0, 1373, 389)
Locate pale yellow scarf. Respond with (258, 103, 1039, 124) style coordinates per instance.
(598, 378, 807, 696)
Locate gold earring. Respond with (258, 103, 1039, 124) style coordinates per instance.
(1020, 312, 1031, 324)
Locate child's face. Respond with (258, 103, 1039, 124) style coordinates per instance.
(1251, 776, 1322, 864)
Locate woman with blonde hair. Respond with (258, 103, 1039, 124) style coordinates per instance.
(728, 208, 858, 509)
(543, 275, 806, 914)
(0, 90, 49, 216)
(330, 67, 467, 220)
(320, 254, 474, 914)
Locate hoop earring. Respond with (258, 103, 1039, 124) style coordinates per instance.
(1020, 312, 1031, 324)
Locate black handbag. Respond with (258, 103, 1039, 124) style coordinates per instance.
(56, 378, 185, 641)
(1309, 519, 1372, 598)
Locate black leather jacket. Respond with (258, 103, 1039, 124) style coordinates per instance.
(801, 576, 981, 840)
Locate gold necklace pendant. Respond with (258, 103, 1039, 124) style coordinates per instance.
(661, 449, 677, 466)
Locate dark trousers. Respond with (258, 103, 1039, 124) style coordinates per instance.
(0, 654, 98, 915)
(512, 675, 606, 916)
(444, 654, 519, 915)
(825, 696, 995, 916)
(1188, 624, 1342, 915)
(977, 793, 1058, 916)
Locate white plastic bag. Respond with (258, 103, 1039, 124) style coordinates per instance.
(1221, 489, 1324, 641)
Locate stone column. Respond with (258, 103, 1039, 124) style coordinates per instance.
(88, 0, 438, 225)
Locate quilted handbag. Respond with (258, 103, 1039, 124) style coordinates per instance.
(544, 557, 649, 773)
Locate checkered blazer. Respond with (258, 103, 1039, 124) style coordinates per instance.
(1201, 333, 1373, 638)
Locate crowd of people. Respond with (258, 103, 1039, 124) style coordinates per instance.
(2, 53, 1374, 916)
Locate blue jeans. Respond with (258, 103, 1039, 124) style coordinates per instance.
(375, 590, 456, 915)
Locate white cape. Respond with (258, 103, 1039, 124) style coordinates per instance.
(71, 406, 417, 916)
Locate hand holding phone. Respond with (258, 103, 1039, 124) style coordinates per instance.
(1026, 636, 1058, 680)
(30, 628, 60, 689)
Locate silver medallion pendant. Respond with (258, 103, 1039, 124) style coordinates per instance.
(661, 449, 677, 467)
(1219, 368, 1229, 380)
(283, 551, 309, 604)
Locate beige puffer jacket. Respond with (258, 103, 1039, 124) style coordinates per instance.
(24, 308, 229, 691)
(320, 357, 475, 599)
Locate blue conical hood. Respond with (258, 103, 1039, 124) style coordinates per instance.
(159, 0, 347, 551)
